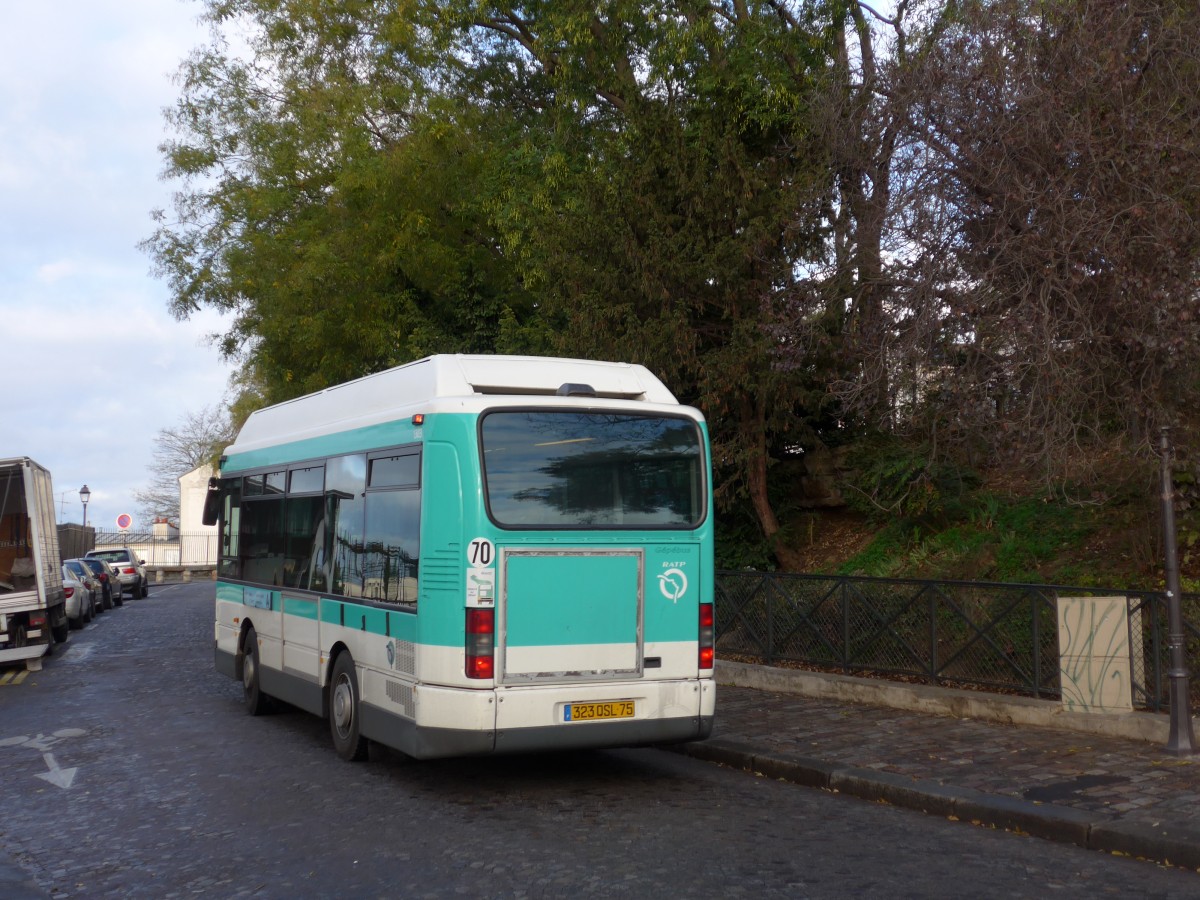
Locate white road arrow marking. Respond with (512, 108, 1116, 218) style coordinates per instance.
(35, 752, 78, 789)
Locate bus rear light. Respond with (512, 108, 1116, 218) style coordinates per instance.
(466, 608, 495, 679)
(699, 602, 714, 670)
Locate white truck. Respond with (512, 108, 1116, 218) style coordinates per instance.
(0, 457, 68, 670)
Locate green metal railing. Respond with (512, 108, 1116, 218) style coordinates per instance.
(714, 572, 1200, 712)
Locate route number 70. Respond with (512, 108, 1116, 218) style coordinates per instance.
(469, 538, 494, 566)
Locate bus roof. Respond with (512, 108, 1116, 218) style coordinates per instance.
(225, 355, 685, 461)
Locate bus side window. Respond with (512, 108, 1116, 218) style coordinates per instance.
(362, 490, 420, 604)
(284, 495, 323, 589)
(307, 520, 328, 593)
(326, 454, 367, 598)
(362, 450, 421, 605)
(218, 479, 242, 579)
(240, 492, 285, 586)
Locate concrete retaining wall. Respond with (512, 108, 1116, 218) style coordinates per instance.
(715, 659, 1195, 744)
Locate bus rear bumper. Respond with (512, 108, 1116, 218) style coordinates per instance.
(365, 676, 716, 760)
(494, 711, 714, 754)
(359, 704, 714, 760)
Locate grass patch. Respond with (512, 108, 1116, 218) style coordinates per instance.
(833, 494, 1099, 583)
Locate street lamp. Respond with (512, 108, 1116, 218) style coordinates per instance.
(80, 484, 91, 529)
(1159, 429, 1196, 755)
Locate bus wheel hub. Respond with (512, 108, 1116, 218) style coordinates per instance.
(333, 679, 353, 730)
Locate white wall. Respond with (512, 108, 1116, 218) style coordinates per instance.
(177, 465, 218, 565)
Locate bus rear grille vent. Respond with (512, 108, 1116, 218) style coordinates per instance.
(394, 639, 416, 674)
(386, 680, 415, 718)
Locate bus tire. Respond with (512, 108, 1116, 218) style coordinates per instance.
(329, 652, 369, 762)
(242, 627, 273, 716)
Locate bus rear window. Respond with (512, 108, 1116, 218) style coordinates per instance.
(480, 411, 705, 529)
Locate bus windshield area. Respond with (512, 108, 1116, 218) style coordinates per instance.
(480, 410, 705, 529)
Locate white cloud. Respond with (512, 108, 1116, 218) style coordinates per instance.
(0, 0, 235, 530)
(35, 260, 82, 283)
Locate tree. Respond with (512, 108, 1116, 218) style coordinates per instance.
(891, 0, 1200, 478)
(147, 0, 844, 567)
(440, 2, 842, 567)
(134, 406, 236, 525)
(143, 0, 545, 404)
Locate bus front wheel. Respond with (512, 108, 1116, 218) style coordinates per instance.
(242, 627, 273, 716)
(329, 652, 369, 762)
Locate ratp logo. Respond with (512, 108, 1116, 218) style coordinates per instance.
(657, 567, 688, 603)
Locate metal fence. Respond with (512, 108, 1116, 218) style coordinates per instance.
(714, 572, 1200, 713)
(91, 530, 218, 568)
(57, 523, 95, 561)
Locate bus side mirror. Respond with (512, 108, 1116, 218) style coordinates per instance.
(201, 478, 222, 527)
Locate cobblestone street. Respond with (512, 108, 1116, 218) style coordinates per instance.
(1, 582, 1197, 898)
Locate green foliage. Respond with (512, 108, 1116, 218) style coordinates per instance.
(836, 489, 1100, 584)
(147, 4, 844, 561)
(144, 1, 1200, 579)
(988, 500, 1092, 582)
(144, 1, 544, 407)
(835, 526, 913, 578)
(714, 507, 777, 572)
(842, 435, 979, 525)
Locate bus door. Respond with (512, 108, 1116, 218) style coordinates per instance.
(498, 547, 643, 683)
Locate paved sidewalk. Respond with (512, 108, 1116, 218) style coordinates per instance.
(676, 682, 1200, 872)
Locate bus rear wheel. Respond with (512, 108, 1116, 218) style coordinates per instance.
(242, 627, 274, 716)
(329, 653, 369, 762)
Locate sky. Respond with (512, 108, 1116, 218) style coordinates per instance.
(0, 0, 234, 531)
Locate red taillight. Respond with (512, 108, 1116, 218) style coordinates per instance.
(64, 586, 75, 598)
(122, 567, 135, 575)
(699, 602, 714, 670)
(465, 608, 495, 679)
(30, 611, 47, 628)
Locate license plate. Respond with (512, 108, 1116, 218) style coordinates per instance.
(563, 700, 635, 722)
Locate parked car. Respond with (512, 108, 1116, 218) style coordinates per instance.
(63, 558, 101, 612)
(75, 557, 121, 609)
(60, 565, 94, 629)
(84, 549, 148, 599)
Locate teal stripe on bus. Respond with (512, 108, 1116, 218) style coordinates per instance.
(317, 598, 400, 636)
(223, 419, 420, 472)
(389, 610, 418, 641)
(283, 596, 319, 619)
(216, 583, 244, 605)
(218, 583, 419, 639)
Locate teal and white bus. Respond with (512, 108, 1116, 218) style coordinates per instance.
(207, 355, 715, 760)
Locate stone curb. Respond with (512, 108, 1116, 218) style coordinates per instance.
(714, 659, 1198, 745)
(669, 738, 1200, 871)
(1088, 820, 1200, 871)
